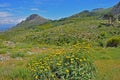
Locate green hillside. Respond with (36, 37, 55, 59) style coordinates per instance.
(0, 2, 120, 80)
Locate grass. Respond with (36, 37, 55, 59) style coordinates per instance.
(10, 51, 26, 58)
(0, 58, 32, 80)
(91, 47, 120, 80)
(0, 45, 119, 80)
(0, 14, 120, 80)
(95, 60, 120, 80)
(0, 66, 31, 80)
(93, 47, 120, 60)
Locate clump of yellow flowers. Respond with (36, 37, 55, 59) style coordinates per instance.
(28, 44, 96, 80)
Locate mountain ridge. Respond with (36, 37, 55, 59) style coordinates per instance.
(10, 1, 120, 30)
(110, 1, 120, 15)
(13, 14, 49, 29)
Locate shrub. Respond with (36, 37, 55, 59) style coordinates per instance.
(98, 41, 104, 47)
(28, 48, 96, 80)
(106, 37, 120, 47)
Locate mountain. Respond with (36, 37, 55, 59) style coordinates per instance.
(14, 14, 49, 29)
(111, 2, 120, 15)
(70, 8, 112, 20)
(0, 2, 120, 44)
(25, 14, 48, 23)
(70, 2, 120, 19)
(8, 2, 120, 31)
(92, 8, 104, 12)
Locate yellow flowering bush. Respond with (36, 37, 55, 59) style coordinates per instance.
(28, 47, 96, 80)
(106, 36, 120, 47)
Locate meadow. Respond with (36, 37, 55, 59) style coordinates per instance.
(0, 16, 120, 80)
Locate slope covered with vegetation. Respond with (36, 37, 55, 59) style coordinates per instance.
(0, 2, 120, 80)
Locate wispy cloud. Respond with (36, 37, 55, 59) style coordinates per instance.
(0, 11, 25, 25)
(30, 8, 39, 11)
(0, 3, 10, 7)
(30, 8, 47, 13)
(0, 12, 12, 17)
(0, 17, 25, 25)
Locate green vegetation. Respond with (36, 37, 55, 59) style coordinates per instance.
(0, 3, 120, 80)
(10, 51, 26, 58)
(28, 46, 95, 80)
(106, 36, 120, 47)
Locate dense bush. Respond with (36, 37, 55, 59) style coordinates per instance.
(106, 37, 120, 47)
(28, 47, 96, 80)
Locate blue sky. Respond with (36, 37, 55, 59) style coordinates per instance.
(0, 0, 119, 27)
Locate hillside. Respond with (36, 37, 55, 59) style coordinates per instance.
(0, 1, 120, 80)
(1, 1, 119, 40)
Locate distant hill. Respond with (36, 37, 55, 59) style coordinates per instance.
(0, 1, 120, 45)
(8, 2, 120, 31)
(13, 14, 49, 29)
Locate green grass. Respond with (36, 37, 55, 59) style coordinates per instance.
(93, 47, 120, 60)
(95, 60, 120, 80)
(0, 66, 31, 80)
(10, 52, 26, 58)
(93, 47, 120, 80)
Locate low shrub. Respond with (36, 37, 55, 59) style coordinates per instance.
(106, 37, 120, 47)
(28, 48, 96, 80)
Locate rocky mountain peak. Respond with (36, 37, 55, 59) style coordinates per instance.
(26, 14, 45, 21)
(15, 14, 49, 28)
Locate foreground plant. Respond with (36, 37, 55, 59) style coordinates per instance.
(28, 46, 96, 80)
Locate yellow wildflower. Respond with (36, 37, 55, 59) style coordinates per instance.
(66, 56, 70, 58)
(80, 59, 82, 62)
(35, 75, 38, 79)
(71, 58, 74, 61)
(83, 58, 86, 61)
(57, 63, 61, 66)
(51, 74, 54, 77)
(65, 69, 69, 73)
(71, 61, 74, 64)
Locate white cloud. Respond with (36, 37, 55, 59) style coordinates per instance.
(16, 18, 25, 23)
(0, 12, 25, 25)
(0, 12, 12, 17)
(0, 17, 25, 25)
(0, 3, 10, 7)
(0, 11, 25, 25)
(0, 18, 14, 24)
(30, 8, 39, 11)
